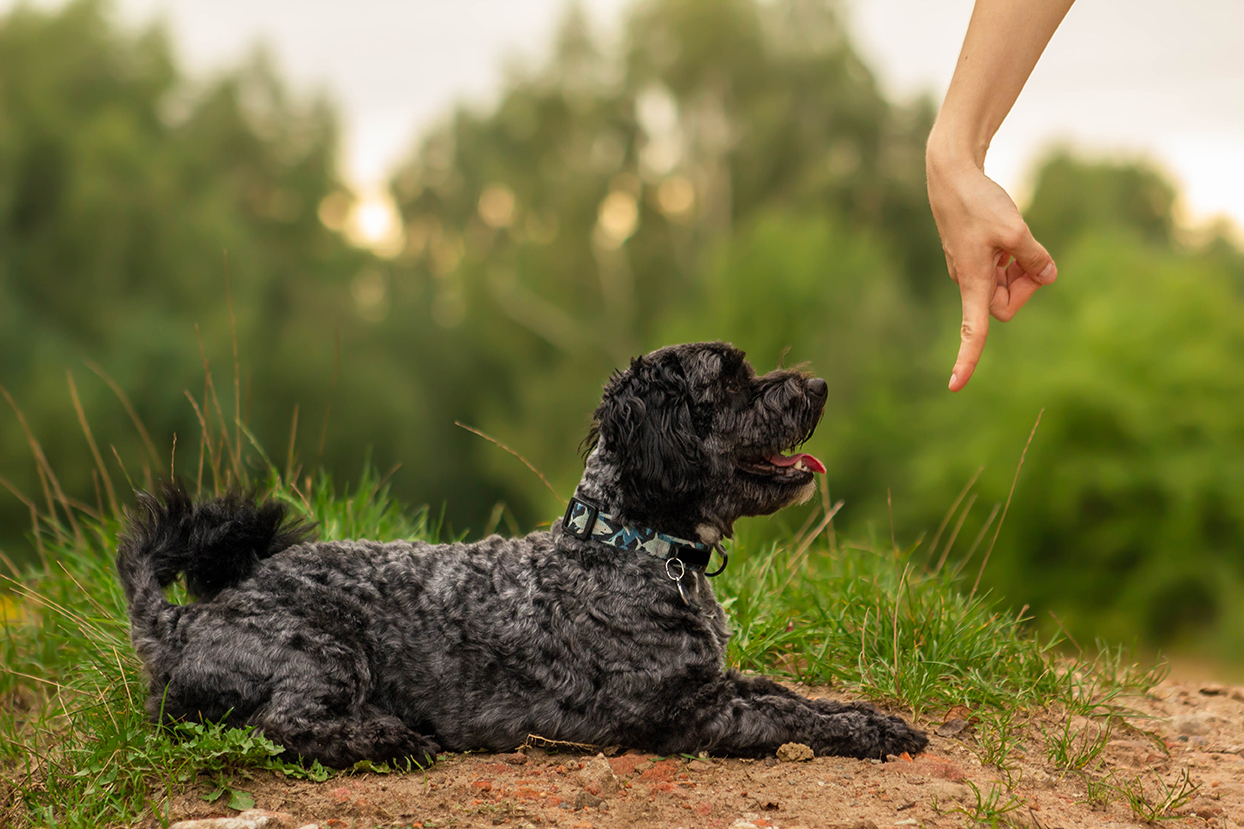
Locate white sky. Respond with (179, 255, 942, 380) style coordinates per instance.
(6, 0, 1243, 232)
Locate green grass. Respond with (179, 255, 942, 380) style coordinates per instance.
(0, 467, 1167, 827)
(717, 521, 1164, 719)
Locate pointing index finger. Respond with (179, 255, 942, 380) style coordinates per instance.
(950, 275, 993, 392)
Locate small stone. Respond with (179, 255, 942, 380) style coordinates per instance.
(936, 719, 970, 738)
(573, 792, 604, 809)
(882, 755, 967, 783)
(1029, 770, 1060, 789)
(687, 759, 715, 772)
(1200, 684, 1227, 696)
(776, 742, 814, 763)
(500, 752, 528, 765)
(925, 780, 968, 803)
(169, 811, 293, 829)
(1174, 714, 1214, 736)
(577, 753, 620, 796)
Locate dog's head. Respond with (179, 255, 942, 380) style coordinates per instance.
(581, 341, 827, 542)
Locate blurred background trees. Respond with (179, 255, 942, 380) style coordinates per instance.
(3, 0, 1243, 663)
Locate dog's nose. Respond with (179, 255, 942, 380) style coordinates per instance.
(808, 378, 827, 398)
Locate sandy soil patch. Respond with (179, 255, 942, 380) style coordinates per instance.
(158, 679, 1244, 829)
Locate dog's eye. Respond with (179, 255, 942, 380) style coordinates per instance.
(728, 386, 751, 410)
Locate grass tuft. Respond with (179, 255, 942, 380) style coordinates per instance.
(716, 515, 1160, 720)
(0, 469, 431, 827)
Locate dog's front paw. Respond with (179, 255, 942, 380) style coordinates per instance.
(355, 717, 440, 768)
(874, 713, 928, 759)
(404, 737, 440, 768)
(807, 702, 927, 760)
(391, 732, 441, 768)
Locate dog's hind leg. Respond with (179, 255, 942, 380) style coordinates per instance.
(655, 671, 927, 760)
(254, 698, 440, 769)
(154, 631, 439, 769)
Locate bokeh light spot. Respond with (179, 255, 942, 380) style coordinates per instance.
(478, 184, 517, 228)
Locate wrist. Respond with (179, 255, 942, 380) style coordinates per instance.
(926, 116, 989, 174)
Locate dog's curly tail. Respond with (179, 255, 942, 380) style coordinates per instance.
(116, 480, 317, 638)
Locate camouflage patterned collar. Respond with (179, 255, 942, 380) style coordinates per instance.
(560, 496, 715, 571)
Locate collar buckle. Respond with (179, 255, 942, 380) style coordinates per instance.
(562, 497, 599, 540)
(669, 542, 711, 571)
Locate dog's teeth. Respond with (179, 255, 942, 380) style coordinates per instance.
(794, 459, 806, 471)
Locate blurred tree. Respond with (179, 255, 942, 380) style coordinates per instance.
(1024, 149, 1178, 257)
(0, 0, 380, 557)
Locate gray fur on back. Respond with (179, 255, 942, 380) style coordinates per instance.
(117, 342, 927, 767)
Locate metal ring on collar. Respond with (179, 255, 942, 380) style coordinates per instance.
(665, 557, 686, 582)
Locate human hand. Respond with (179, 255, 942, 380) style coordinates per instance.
(927, 143, 1057, 392)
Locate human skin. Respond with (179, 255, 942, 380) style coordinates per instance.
(926, 0, 1076, 391)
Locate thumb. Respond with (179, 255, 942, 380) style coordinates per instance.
(1007, 225, 1057, 285)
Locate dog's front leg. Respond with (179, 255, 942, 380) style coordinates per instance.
(657, 670, 927, 760)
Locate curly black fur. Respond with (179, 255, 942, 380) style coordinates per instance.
(117, 342, 927, 769)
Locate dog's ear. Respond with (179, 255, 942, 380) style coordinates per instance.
(592, 355, 704, 505)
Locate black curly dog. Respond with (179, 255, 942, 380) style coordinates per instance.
(117, 342, 927, 768)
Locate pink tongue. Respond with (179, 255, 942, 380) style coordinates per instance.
(767, 452, 826, 474)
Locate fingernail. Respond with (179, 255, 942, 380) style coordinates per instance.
(1038, 263, 1056, 284)
(948, 373, 958, 390)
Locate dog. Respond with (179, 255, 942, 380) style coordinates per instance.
(117, 341, 927, 767)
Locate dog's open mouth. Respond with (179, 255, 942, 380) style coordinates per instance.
(740, 450, 826, 478)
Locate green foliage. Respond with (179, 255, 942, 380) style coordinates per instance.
(973, 708, 1025, 776)
(1111, 767, 1200, 822)
(1042, 713, 1114, 772)
(937, 780, 1023, 827)
(1025, 149, 1178, 254)
(0, 0, 381, 556)
(712, 503, 1157, 720)
(289, 462, 440, 544)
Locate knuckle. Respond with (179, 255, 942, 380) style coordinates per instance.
(999, 220, 1029, 251)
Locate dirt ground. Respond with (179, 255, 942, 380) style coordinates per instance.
(160, 679, 1244, 829)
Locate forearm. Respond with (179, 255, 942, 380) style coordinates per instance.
(928, 0, 1075, 170)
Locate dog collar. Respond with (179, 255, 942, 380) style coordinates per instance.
(560, 496, 727, 576)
